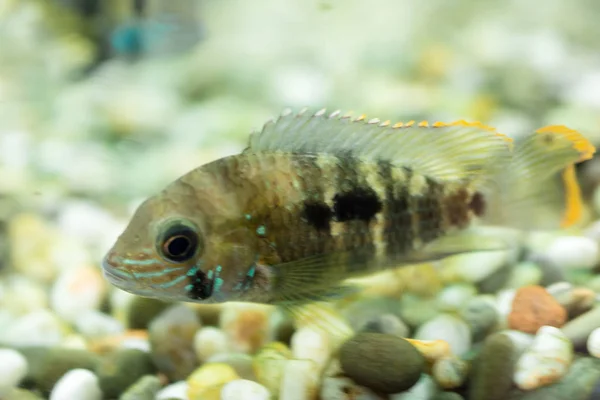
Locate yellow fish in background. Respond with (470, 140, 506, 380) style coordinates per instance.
(101, 108, 595, 328)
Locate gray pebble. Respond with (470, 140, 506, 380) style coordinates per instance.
(96, 349, 156, 399)
(432, 392, 465, 400)
(561, 306, 600, 348)
(119, 375, 162, 400)
(3, 388, 44, 400)
(339, 332, 425, 394)
(459, 296, 498, 342)
(126, 297, 173, 330)
(399, 294, 440, 328)
(149, 304, 200, 381)
(342, 297, 405, 331)
(16, 347, 99, 395)
(359, 313, 410, 337)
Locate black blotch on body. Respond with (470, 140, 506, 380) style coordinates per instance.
(378, 161, 413, 257)
(186, 269, 213, 300)
(469, 191, 486, 216)
(417, 177, 443, 242)
(303, 201, 333, 231)
(333, 187, 383, 222)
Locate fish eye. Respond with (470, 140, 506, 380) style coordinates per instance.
(157, 222, 203, 263)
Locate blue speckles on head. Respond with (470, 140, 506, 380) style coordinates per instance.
(185, 284, 194, 292)
(207, 270, 214, 280)
(256, 225, 266, 236)
(213, 277, 224, 293)
(246, 265, 256, 278)
(245, 214, 252, 220)
(216, 265, 222, 273)
(186, 266, 199, 277)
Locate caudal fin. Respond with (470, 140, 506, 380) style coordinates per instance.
(480, 125, 596, 230)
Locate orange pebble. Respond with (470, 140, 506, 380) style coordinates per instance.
(508, 286, 567, 334)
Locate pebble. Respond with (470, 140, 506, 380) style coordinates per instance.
(125, 297, 173, 330)
(291, 327, 331, 371)
(221, 379, 271, 400)
(514, 326, 573, 390)
(399, 294, 440, 328)
(389, 374, 439, 400)
(459, 295, 498, 341)
(279, 359, 320, 400)
(0, 348, 28, 396)
(119, 375, 162, 400)
(253, 342, 292, 394)
(193, 326, 229, 363)
(4, 388, 45, 400)
(436, 283, 477, 312)
(74, 310, 125, 339)
(504, 261, 542, 289)
(587, 327, 600, 358)
(206, 352, 257, 381)
(397, 263, 443, 297)
(96, 349, 156, 399)
(431, 355, 469, 389)
(49, 369, 102, 400)
(439, 250, 510, 283)
(186, 363, 240, 400)
(468, 332, 522, 400)
(431, 392, 464, 400)
(508, 285, 567, 334)
(544, 236, 599, 270)
(359, 313, 410, 337)
(155, 381, 188, 400)
(320, 376, 385, 400)
(342, 296, 404, 332)
(414, 314, 472, 356)
(547, 282, 596, 318)
(2, 310, 65, 346)
(339, 332, 425, 394)
(404, 339, 452, 365)
(561, 306, 600, 347)
(149, 304, 201, 381)
(0, 276, 48, 315)
(18, 347, 99, 394)
(220, 303, 272, 354)
(50, 266, 107, 323)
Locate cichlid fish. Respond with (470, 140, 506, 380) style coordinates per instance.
(102, 108, 595, 319)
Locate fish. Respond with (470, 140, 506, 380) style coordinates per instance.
(102, 108, 595, 329)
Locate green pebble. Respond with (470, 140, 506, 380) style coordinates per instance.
(96, 349, 156, 399)
(339, 332, 425, 394)
(119, 375, 162, 400)
(3, 388, 44, 400)
(127, 297, 173, 330)
(468, 332, 518, 400)
(399, 294, 440, 328)
(433, 392, 465, 400)
(459, 297, 498, 342)
(17, 347, 99, 395)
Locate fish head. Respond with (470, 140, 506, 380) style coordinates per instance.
(102, 172, 261, 304)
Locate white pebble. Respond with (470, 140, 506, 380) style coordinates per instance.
(514, 326, 573, 390)
(440, 250, 510, 282)
(436, 284, 477, 311)
(495, 289, 517, 327)
(0, 349, 28, 396)
(74, 310, 124, 339)
(221, 379, 270, 400)
(193, 327, 229, 363)
(587, 327, 600, 358)
(545, 236, 599, 270)
(50, 266, 107, 323)
(49, 369, 102, 400)
(279, 359, 319, 400)
(1, 310, 64, 346)
(291, 327, 331, 371)
(156, 381, 188, 400)
(390, 374, 438, 399)
(414, 314, 472, 356)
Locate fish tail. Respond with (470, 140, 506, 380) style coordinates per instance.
(478, 125, 596, 230)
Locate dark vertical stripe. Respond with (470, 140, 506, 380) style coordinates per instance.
(417, 177, 444, 243)
(378, 162, 414, 258)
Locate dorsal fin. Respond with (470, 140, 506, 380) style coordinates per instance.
(246, 108, 514, 182)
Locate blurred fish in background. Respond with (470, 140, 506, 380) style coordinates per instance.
(52, 0, 205, 64)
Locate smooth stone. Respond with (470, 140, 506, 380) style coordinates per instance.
(359, 313, 410, 338)
(253, 342, 292, 394)
(221, 379, 270, 400)
(561, 306, 600, 348)
(49, 369, 102, 400)
(279, 359, 319, 400)
(436, 284, 477, 312)
(389, 374, 438, 399)
(399, 295, 440, 328)
(291, 327, 331, 371)
(95, 349, 156, 399)
(155, 381, 188, 400)
(414, 314, 472, 356)
(588, 327, 600, 358)
(193, 327, 229, 363)
(149, 304, 201, 381)
(544, 236, 599, 270)
(495, 289, 517, 328)
(342, 297, 404, 332)
(18, 347, 99, 395)
(0, 348, 28, 395)
(119, 375, 161, 400)
(459, 295, 498, 341)
(206, 352, 257, 381)
(3, 388, 45, 400)
(320, 376, 386, 400)
(2, 310, 65, 347)
(508, 285, 567, 334)
(220, 303, 272, 354)
(439, 250, 510, 283)
(74, 310, 124, 339)
(339, 332, 425, 394)
(506, 357, 600, 399)
(468, 332, 521, 400)
(50, 266, 107, 323)
(126, 297, 173, 330)
(432, 393, 464, 400)
(432, 355, 469, 389)
(0, 276, 48, 315)
(504, 261, 542, 289)
(186, 363, 239, 400)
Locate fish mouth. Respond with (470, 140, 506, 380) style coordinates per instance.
(101, 254, 134, 289)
